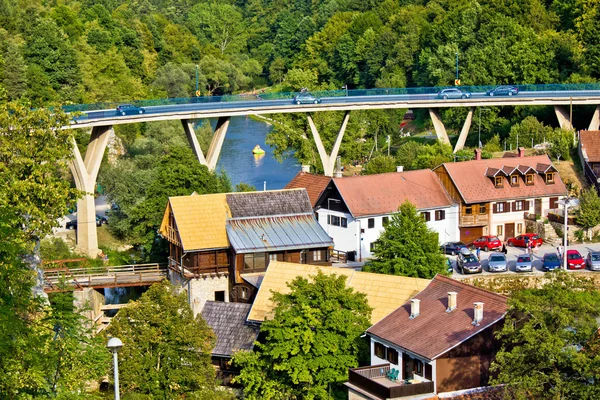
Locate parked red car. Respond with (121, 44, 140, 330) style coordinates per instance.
(507, 233, 543, 248)
(566, 250, 585, 269)
(470, 236, 502, 251)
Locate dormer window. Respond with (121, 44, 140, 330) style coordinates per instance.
(510, 174, 520, 187)
(494, 176, 503, 188)
(526, 174, 534, 185)
(546, 172, 555, 184)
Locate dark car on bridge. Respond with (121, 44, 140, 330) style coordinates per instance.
(116, 104, 146, 116)
(486, 85, 519, 96)
(437, 88, 471, 100)
(292, 92, 321, 105)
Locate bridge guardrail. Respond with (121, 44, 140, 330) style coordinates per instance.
(64, 83, 600, 119)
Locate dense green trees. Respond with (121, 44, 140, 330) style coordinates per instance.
(364, 201, 448, 278)
(232, 271, 372, 400)
(491, 272, 600, 399)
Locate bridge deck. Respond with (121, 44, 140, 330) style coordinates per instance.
(43, 263, 168, 292)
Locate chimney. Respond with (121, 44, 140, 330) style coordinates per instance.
(446, 292, 457, 312)
(409, 299, 420, 319)
(474, 148, 482, 160)
(472, 302, 484, 326)
(396, 166, 404, 172)
(301, 165, 311, 173)
(518, 147, 525, 158)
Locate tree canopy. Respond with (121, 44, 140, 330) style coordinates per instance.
(490, 272, 600, 399)
(232, 271, 372, 399)
(364, 201, 448, 278)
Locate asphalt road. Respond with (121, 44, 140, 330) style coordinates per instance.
(449, 241, 600, 278)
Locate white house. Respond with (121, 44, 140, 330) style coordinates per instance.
(313, 170, 459, 260)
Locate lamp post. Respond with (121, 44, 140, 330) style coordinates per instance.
(107, 337, 123, 400)
(455, 52, 459, 85)
(560, 197, 573, 271)
(342, 84, 348, 96)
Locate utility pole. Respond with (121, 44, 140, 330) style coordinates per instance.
(195, 65, 199, 96)
(455, 52, 459, 85)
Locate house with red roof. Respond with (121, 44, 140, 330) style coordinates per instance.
(433, 148, 568, 244)
(304, 170, 459, 260)
(345, 275, 508, 399)
(284, 169, 333, 208)
(579, 130, 600, 193)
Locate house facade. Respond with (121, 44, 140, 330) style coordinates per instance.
(433, 149, 568, 244)
(579, 130, 600, 193)
(346, 275, 508, 399)
(158, 189, 334, 315)
(310, 170, 459, 260)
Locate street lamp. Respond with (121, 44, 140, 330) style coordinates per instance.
(342, 85, 348, 96)
(559, 197, 575, 271)
(107, 337, 123, 400)
(455, 52, 459, 85)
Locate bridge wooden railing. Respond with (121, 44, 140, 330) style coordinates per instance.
(43, 263, 168, 292)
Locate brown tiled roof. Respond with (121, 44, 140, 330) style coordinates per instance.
(580, 131, 600, 162)
(367, 275, 508, 360)
(201, 301, 260, 357)
(332, 170, 454, 217)
(284, 172, 332, 207)
(439, 155, 567, 204)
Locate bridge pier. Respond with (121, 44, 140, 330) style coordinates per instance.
(428, 109, 450, 144)
(453, 107, 475, 153)
(554, 106, 573, 130)
(69, 125, 113, 257)
(589, 106, 600, 131)
(181, 116, 230, 171)
(306, 111, 350, 177)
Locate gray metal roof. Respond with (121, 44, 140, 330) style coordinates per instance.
(226, 189, 312, 218)
(242, 272, 265, 289)
(200, 301, 260, 357)
(226, 214, 333, 254)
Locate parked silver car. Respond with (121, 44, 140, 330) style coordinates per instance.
(437, 88, 471, 100)
(488, 252, 508, 272)
(586, 251, 600, 271)
(515, 254, 533, 272)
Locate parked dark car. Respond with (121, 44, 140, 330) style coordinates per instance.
(457, 251, 482, 274)
(586, 251, 600, 271)
(437, 88, 471, 100)
(116, 104, 146, 116)
(542, 253, 561, 271)
(441, 241, 469, 256)
(470, 236, 502, 252)
(292, 92, 321, 105)
(485, 85, 518, 96)
(65, 215, 107, 229)
(507, 233, 543, 248)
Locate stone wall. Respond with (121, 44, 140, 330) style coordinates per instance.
(73, 288, 105, 326)
(169, 269, 229, 316)
(459, 272, 600, 295)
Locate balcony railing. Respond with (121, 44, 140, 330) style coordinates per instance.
(348, 364, 435, 399)
(459, 214, 488, 227)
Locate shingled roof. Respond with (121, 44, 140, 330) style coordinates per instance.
(201, 301, 260, 357)
(285, 172, 332, 207)
(580, 131, 600, 162)
(332, 170, 454, 217)
(367, 275, 508, 361)
(437, 155, 567, 204)
(226, 189, 312, 217)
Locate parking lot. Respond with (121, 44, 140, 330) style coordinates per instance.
(449, 241, 600, 278)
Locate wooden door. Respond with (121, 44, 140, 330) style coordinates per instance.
(505, 223, 515, 240)
(460, 226, 483, 244)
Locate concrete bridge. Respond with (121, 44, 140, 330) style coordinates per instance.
(65, 85, 600, 257)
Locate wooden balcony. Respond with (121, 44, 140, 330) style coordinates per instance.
(459, 214, 488, 227)
(347, 364, 435, 399)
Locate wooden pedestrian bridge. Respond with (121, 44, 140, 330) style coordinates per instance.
(42, 260, 168, 293)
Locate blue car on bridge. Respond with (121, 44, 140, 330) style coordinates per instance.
(486, 85, 519, 96)
(116, 104, 146, 116)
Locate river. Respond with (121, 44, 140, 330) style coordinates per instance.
(215, 116, 300, 190)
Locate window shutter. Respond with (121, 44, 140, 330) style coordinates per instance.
(493, 203, 497, 213)
(512, 202, 516, 212)
(505, 202, 510, 213)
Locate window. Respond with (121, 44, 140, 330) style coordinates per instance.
(374, 342, 386, 359)
(479, 204, 487, 214)
(239, 286, 249, 300)
(244, 253, 266, 271)
(497, 225, 503, 236)
(514, 201, 523, 211)
(435, 210, 446, 221)
(546, 172, 555, 183)
(413, 359, 423, 376)
(387, 348, 399, 365)
(327, 215, 347, 228)
(382, 216, 389, 226)
(549, 197, 559, 209)
(370, 242, 375, 251)
(510, 174, 520, 187)
(526, 174, 534, 185)
(517, 223, 523, 234)
(368, 218, 375, 229)
(494, 176, 503, 187)
(214, 291, 225, 302)
(496, 202, 505, 213)
(341, 217, 347, 228)
(422, 211, 431, 221)
(465, 206, 472, 215)
(312, 250, 323, 261)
